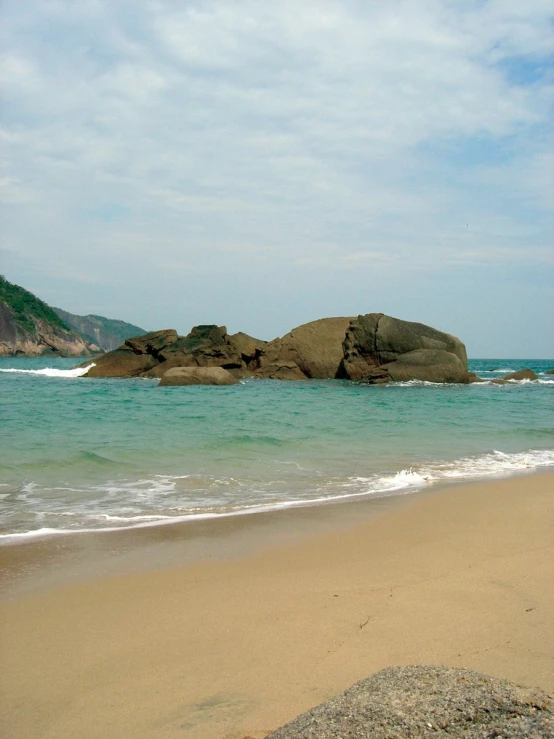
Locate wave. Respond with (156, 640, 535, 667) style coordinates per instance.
(1, 448, 553, 543)
(471, 378, 554, 386)
(0, 364, 95, 378)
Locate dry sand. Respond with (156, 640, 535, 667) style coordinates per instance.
(1, 472, 553, 739)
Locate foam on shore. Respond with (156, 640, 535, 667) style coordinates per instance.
(1, 447, 552, 543)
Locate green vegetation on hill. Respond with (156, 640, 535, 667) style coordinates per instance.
(0, 274, 69, 334)
(54, 308, 148, 351)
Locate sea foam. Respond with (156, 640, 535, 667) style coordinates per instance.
(1, 448, 553, 543)
(0, 364, 95, 378)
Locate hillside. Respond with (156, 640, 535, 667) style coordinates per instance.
(54, 308, 147, 352)
(0, 275, 146, 357)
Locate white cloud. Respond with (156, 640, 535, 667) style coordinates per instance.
(0, 0, 552, 352)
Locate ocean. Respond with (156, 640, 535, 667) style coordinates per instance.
(1, 357, 553, 543)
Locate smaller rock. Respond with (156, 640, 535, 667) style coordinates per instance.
(158, 366, 239, 386)
(467, 372, 486, 383)
(500, 368, 538, 381)
(545, 368, 554, 375)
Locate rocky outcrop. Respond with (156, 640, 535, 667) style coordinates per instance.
(80, 326, 266, 379)
(78, 314, 470, 384)
(339, 313, 468, 384)
(267, 665, 553, 738)
(53, 308, 148, 352)
(0, 300, 96, 357)
(158, 367, 239, 386)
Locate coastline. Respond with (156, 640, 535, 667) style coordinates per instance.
(1, 471, 553, 739)
(1, 466, 552, 599)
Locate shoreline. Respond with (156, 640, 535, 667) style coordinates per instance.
(1, 471, 553, 739)
(1, 466, 552, 600)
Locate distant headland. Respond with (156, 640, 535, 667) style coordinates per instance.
(0, 275, 147, 357)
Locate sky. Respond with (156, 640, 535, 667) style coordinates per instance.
(1, 0, 553, 357)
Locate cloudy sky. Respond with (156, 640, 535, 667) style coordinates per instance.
(1, 0, 552, 356)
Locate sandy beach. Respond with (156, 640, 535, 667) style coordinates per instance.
(1, 471, 553, 739)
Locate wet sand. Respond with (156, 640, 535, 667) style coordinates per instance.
(1, 472, 553, 739)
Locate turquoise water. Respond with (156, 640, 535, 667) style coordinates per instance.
(1, 357, 553, 540)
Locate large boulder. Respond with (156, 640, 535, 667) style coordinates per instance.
(340, 313, 468, 384)
(158, 366, 239, 386)
(382, 349, 468, 384)
(257, 317, 352, 379)
(267, 665, 553, 738)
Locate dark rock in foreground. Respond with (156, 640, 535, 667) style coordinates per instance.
(267, 665, 553, 738)
(158, 367, 239, 386)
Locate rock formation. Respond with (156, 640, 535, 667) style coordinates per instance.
(78, 314, 470, 384)
(158, 367, 239, 386)
(266, 665, 553, 738)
